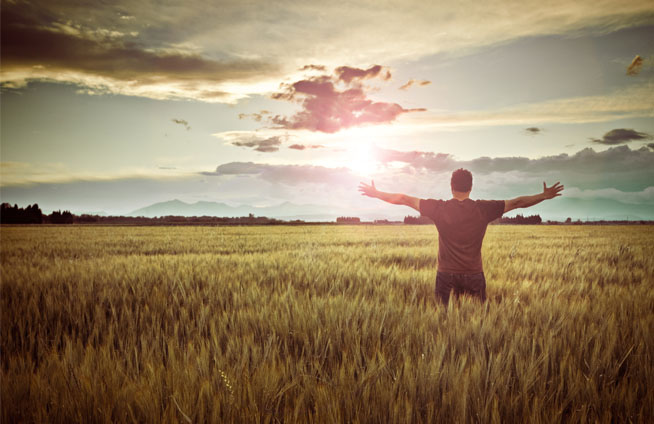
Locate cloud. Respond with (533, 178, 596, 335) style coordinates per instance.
(334, 65, 390, 83)
(1, 161, 72, 186)
(202, 162, 356, 185)
(367, 145, 654, 199)
(226, 134, 284, 152)
(2, 1, 652, 102)
(648, 143, 654, 150)
(233, 137, 282, 152)
(191, 1, 653, 71)
(203, 162, 263, 175)
(0, 160, 191, 187)
(300, 64, 327, 72)
(213, 130, 293, 152)
(399, 83, 654, 128)
(374, 145, 654, 177)
(263, 66, 425, 133)
(524, 127, 542, 135)
(288, 144, 325, 150)
(626, 55, 643, 76)
(399, 79, 431, 90)
(238, 111, 270, 122)
(171, 118, 191, 130)
(0, 1, 278, 102)
(374, 148, 455, 172)
(563, 186, 654, 205)
(590, 128, 653, 145)
(479, 145, 654, 177)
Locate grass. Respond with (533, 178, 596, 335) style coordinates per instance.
(1, 225, 653, 423)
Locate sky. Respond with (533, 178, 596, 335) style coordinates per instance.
(1, 0, 653, 220)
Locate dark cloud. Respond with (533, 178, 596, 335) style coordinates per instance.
(626, 55, 643, 76)
(399, 79, 431, 90)
(525, 146, 654, 175)
(524, 127, 542, 135)
(375, 145, 654, 177)
(198, 145, 654, 195)
(202, 162, 356, 185)
(335, 65, 390, 83)
(0, 1, 276, 99)
(647, 143, 654, 150)
(288, 144, 325, 150)
(229, 135, 284, 153)
(171, 118, 190, 130)
(238, 111, 270, 122)
(300, 64, 327, 71)
(590, 128, 652, 145)
(263, 66, 424, 133)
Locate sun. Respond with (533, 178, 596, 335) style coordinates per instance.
(345, 139, 379, 177)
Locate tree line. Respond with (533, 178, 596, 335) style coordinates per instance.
(495, 214, 542, 225)
(2, 203, 651, 226)
(0, 203, 74, 224)
(0, 203, 297, 225)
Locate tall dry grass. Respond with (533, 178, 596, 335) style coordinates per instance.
(1, 225, 653, 422)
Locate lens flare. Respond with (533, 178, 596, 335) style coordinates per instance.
(346, 140, 378, 178)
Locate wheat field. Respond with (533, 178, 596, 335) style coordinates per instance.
(1, 225, 653, 423)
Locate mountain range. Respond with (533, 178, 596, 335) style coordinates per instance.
(519, 197, 654, 222)
(128, 199, 354, 221)
(127, 197, 654, 222)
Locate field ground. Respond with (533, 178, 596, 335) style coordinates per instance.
(2, 225, 653, 423)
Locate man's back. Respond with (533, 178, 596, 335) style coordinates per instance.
(420, 198, 505, 273)
(358, 170, 563, 305)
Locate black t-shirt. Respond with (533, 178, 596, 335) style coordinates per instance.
(420, 198, 505, 273)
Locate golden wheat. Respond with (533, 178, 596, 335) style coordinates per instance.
(1, 225, 653, 422)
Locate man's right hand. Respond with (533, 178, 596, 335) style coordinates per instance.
(542, 182, 564, 199)
(358, 181, 421, 211)
(358, 180, 379, 198)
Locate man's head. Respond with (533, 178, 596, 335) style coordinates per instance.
(451, 168, 472, 196)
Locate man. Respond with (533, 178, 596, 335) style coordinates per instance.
(358, 168, 563, 305)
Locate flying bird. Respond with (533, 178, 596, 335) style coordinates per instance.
(399, 79, 431, 90)
(626, 55, 643, 76)
(171, 118, 191, 130)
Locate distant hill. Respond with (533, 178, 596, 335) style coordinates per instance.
(77, 211, 109, 216)
(505, 197, 654, 221)
(128, 199, 350, 221)
(126, 196, 654, 223)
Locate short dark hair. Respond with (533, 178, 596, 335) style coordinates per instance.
(451, 168, 472, 192)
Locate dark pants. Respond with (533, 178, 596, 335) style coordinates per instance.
(435, 271, 487, 305)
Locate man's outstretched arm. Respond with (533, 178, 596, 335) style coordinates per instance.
(358, 180, 421, 212)
(504, 182, 564, 213)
